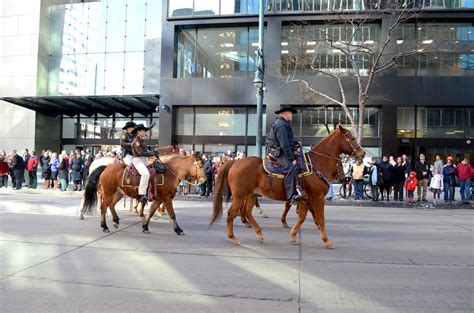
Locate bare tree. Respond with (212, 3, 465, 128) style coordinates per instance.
(281, 1, 429, 143)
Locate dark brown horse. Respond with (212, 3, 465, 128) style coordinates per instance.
(82, 154, 205, 234)
(210, 125, 365, 247)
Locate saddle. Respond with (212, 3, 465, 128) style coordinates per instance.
(263, 152, 313, 178)
(122, 162, 165, 201)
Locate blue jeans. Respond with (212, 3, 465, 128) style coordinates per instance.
(444, 181, 454, 202)
(459, 179, 472, 202)
(327, 183, 334, 199)
(353, 179, 364, 199)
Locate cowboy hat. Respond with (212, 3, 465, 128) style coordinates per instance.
(274, 106, 297, 114)
(131, 124, 151, 134)
(122, 121, 136, 130)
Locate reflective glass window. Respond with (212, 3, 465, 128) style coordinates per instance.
(176, 107, 194, 136)
(96, 118, 115, 139)
(124, 52, 145, 94)
(417, 108, 466, 138)
(194, 0, 219, 15)
(104, 52, 125, 95)
(169, 0, 193, 17)
(247, 107, 267, 136)
(85, 53, 106, 95)
(195, 107, 246, 136)
(114, 117, 130, 139)
(221, 0, 247, 14)
(106, 0, 126, 52)
(144, 0, 162, 93)
(177, 28, 197, 78)
(62, 116, 77, 138)
(125, 1, 146, 51)
(79, 116, 97, 139)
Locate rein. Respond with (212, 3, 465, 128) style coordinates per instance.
(158, 156, 202, 186)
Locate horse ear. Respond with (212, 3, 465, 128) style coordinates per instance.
(336, 124, 346, 132)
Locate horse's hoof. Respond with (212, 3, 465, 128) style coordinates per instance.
(324, 240, 335, 250)
(256, 235, 264, 243)
(245, 223, 252, 229)
(103, 228, 110, 233)
(78, 214, 84, 220)
(113, 223, 119, 229)
(142, 229, 150, 234)
(261, 213, 269, 218)
(290, 237, 299, 245)
(177, 231, 185, 236)
(282, 223, 289, 229)
(230, 238, 241, 245)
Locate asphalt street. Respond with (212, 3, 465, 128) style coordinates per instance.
(0, 191, 472, 312)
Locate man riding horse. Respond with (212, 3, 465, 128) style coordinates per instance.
(131, 123, 159, 205)
(265, 106, 304, 204)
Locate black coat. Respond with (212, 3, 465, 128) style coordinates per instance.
(265, 117, 298, 161)
(415, 160, 430, 180)
(392, 164, 407, 183)
(379, 161, 394, 182)
(57, 159, 69, 180)
(41, 156, 51, 173)
(11, 154, 25, 171)
(69, 158, 84, 181)
(204, 159, 213, 177)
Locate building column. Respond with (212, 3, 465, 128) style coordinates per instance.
(381, 106, 398, 157)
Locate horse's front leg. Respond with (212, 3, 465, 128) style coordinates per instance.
(142, 200, 159, 234)
(281, 200, 292, 228)
(163, 199, 184, 235)
(289, 202, 309, 244)
(309, 198, 333, 249)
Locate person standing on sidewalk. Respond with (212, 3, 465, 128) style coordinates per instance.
(10, 150, 25, 190)
(41, 151, 52, 189)
(22, 148, 30, 187)
(442, 160, 456, 203)
(392, 156, 406, 201)
(415, 153, 430, 202)
(368, 157, 382, 201)
(352, 158, 365, 200)
(69, 150, 84, 191)
(404, 171, 418, 204)
(50, 153, 60, 190)
(27, 151, 39, 189)
(0, 155, 9, 188)
(456, 158, 472, 205)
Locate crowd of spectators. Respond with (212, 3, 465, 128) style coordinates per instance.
(343, 153, 473, 205)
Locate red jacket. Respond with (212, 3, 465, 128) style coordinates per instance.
(404, 172, 418, 191)
(27, 156, 39, 172)
(456, 163, 473, 181)
(0, 162, 9, 176)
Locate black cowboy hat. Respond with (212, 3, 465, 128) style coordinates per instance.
(274, 106, 297, 114)
(131, 123, 151, 134)
(122, 121, 136, 130)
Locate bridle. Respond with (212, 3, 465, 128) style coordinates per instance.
(166, 158, 204, 186)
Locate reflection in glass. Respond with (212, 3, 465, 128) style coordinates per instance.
(176, 107, 194, 135)
(169, 0, 193, 17)
(221, 0, 247, 14)
(125, 1, 146, 51)
(177, 28, 196, 78)
(124, 52, 144, 94)
(80, 117, 97, 139)
(104, 52, 125, 95)
(195, 107, 246, 136)
(96, 118, 115, 139)
(194, 0, 219, 15)
(106, 0, 126, 52)
(62, 117, 77, 138)
(247, 107, 267, 136)
(114, 117, 130, 139)
(85, 53, 106, 95)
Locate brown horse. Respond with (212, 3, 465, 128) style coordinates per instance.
(82, 154, 206, 234)
(210, 125, 365, 247)
(78, 145, 179, 220)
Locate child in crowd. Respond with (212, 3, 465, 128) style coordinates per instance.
(404, 171, 418, 204)
(429, 168, 444, 202)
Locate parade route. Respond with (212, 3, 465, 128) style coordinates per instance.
(0, 192, 472, 312)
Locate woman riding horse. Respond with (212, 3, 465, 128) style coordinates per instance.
(82, 154, 206, 234)
(210, 125, 365, 247)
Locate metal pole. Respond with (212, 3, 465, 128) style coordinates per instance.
(255, 0, 265, 158)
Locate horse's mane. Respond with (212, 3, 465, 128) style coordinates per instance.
(311, 128, 339, 151)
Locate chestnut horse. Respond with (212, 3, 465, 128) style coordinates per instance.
(82, 154, 205, 234)
(78, 145, 179, 220)
(210, 125, 365, 247)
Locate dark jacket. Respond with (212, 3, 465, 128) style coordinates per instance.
(392, 163, 407, 183)
(132, 136, 155, 157)
(120, 131, 135, 155)
(403, 159, 411, 174)
(41, 156, 51, 173)
(204, 159, 213, 177)
(415, 160, 430, 180)
(379, 161, 393, 182)
(11, 154, 25, 171)
(57, 158, 69, 180)
(69, 157, 84, 181)
(442, 165, 457, 185)
(368, 164, 384, 186)
(265, 117, 297, 161)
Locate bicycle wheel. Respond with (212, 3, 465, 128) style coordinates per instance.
(339, 183, 352, 198)
(364, 183, 372, 199)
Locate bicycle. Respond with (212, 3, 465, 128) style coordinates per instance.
(339, 177, 373, 199)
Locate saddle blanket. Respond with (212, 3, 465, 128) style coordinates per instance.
(263, 152, 313, 178)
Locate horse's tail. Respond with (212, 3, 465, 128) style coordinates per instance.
(81, 165, 107, 215)
(210, 160, 235, 227)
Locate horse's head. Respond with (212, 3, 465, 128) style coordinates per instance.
(188, 155, 207, 184)
(335, 125, 365, 159)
